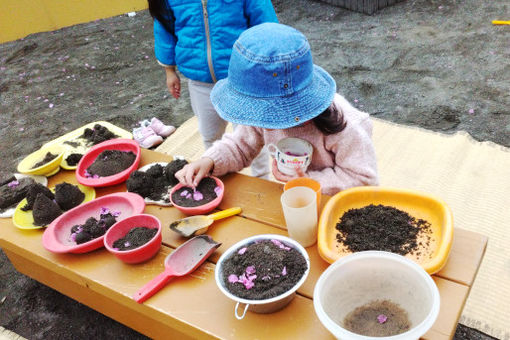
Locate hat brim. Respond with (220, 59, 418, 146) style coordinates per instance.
(210, 65, 336, 129)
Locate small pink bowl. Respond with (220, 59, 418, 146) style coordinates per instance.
(169, 176, 224, 215)
(104, 214, 162, 264)
(76, 139, 141, 187)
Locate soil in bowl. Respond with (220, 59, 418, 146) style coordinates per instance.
(21, 183, 54, 211)
(79, 124, 118, 146)
(221, 239, 308, 300)
(335, 204, 432, 258)
(172, 177, 219, 207)
(112, 226, 158, 251)
(86, 150, 136, 177)
(0, 177, 36, 212)
(32, 193, 63, 226)
(65, 153, 83, 166)
(343, 299, 411, 337)
(126, 160, 188, 202)
(31, 152, 58, 169)
(70, 208, 119, 244)
(54, 182, 85, 210)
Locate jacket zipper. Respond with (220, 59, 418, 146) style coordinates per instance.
(201, 0, 217, 83)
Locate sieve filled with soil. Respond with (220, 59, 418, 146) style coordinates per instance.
(215, 235, 310, 319)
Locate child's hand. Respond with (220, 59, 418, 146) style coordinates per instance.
(165, 67, 181, 99)
(175, 157, 214, 188)
(271, 159, 305, 182)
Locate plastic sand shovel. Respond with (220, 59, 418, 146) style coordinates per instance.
(169, 207, 242, 237)
(492, 20, 510, 25)
(133, 235, 221, 303)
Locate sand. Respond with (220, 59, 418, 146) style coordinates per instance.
(0, 0, 507, 338)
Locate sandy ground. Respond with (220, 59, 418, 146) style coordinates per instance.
(0, 0, 508, 338)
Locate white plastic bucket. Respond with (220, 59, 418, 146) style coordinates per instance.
(313, 251, 440, 340)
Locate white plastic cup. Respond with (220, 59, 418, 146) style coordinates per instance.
(268, 137, 313, 176)
(280, 186, 318, 247)
(313, 251, 440, 340)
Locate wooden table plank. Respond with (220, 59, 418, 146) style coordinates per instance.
(0, 149, 488, 340)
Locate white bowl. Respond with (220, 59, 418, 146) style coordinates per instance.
(215, 234, 310, 319)
(313, 251, 440, 340)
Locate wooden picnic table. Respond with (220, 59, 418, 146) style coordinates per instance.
(0, 149, 487, 339)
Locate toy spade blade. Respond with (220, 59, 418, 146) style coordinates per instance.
(169, 207, 242, 237)
(133, 235, 221, 303)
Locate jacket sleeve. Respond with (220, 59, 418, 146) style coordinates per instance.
(244, 0, 279, 27)
(153, 18, 176, 66)
(202, 126, 265, 176)
(307, 114, 379, 196)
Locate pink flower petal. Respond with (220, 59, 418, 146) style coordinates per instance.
(246, 266, 256, 275)
(228, 274, 239, 283)
(377, 314, 388, 324)
(282, 266, 287, 276)
(237, 247, 247, 255)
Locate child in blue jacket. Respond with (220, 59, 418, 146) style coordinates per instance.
(148, 0, 278, 178)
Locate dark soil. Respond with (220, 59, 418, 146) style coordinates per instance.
(21, 183, 54, 211)
(335, 204, 432, 256)
(54, 182, 85, 210)
(126, 160, 187, 202)
(31, 152, 58, 169)
(0, 177, 35, 210)
(112, 227, 157, 251)
(0, 0, 507, 338)
(86, 149, 136, 177)
(171, 177, 218, 207)
(32, 193, 62, 226)
(70, 211, 118, 244)
(222, 239, 307, 300)
(65, 153, 83, 166)
(343, 299, 411, 337)
(79, 123, 119, 146)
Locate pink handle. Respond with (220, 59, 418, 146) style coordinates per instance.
(133, 270, 173, 303)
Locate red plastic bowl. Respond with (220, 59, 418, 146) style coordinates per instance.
(42, 192, 146, 254)
(169, 176, 224, 215)
(76, 139, 141, 187)
(104, 214, 162, 264)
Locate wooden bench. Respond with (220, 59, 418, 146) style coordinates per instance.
(0, 149, 487, 339)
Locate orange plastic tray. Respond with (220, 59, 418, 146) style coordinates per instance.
(317, 186, 453, 274)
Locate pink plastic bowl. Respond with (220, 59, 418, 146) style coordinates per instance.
(104, 214, 162, 264)
(76, 139, 141, 187)
(169, 176, 224, 215)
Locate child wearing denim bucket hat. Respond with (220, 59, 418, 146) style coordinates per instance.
(176, 23, 378, 195)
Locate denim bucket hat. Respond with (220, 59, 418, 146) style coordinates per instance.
(210, 23, 336, 129)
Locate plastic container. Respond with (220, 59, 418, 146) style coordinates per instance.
(104, 214, 162, 264)
(313, 251, 440, 340)
(169, 176, 224, 215)
(75, 139, 141, 187)
(284, 177, 322, 216)
(215, 234, 310, 319)
(17, 145, 65, 176)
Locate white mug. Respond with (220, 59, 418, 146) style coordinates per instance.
(268, 137, 313, 176)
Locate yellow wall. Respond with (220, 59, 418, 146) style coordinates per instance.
(0, 0, 148, 43)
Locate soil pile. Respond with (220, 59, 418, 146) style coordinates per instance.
(86, 150, 136, 177)
(54, 182, 85, 210)
(70, 209, 118, 244)
(112, 227, 157, 251)
(79, 124, 118, 146)
(171, 177, 218, 207)
(0, 177, 35, 211)
(65, 153, 83, 166)
(32, 193, 62, 226)
(31, 152, 58, 169)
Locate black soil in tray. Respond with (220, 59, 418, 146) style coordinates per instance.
(80, 124, 118, 146)
(335, 204, 432, 256)
(112, 226, 158, 251)
(54, 182, 85, 210)
(86, 150, 136, 177)
(221, 239, 308, 300)
(65, 153, 83, 166)
(126, 160, 188, 202)
(0, 177, 36, 211)
(22, 183, 54, 211)
(32, 193, 62, 226)
(31, 152, 58, 169)
(171, 177, 219, 207)
(70, 209, 119, 244)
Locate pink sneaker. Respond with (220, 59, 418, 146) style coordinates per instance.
(133, 126, 163, 148)
(149, 117, 176, 137)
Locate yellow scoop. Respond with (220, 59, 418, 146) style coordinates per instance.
(169, 207, 242, 237)
(492, 20, 510, 25)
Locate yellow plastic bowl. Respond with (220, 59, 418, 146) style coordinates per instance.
(17, 145, 65, 176)
(317, 186, 453, 274)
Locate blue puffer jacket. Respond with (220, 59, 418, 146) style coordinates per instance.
(154, 0, 278, 83)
